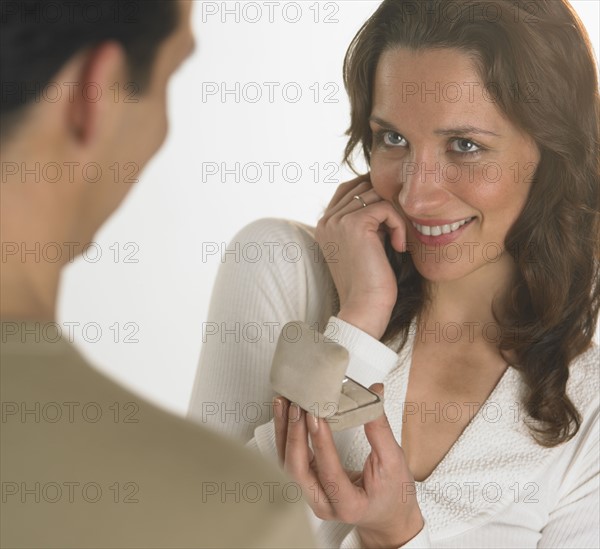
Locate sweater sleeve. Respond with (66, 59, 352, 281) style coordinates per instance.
(324, 316, 400, 387)
(340, 522, 431, 549)
(188, 218, 400, 448)
(187, 218, 317, 443)
(537, 401, 600, 548)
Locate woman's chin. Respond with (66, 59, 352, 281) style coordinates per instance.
(412, 260, 473, 284)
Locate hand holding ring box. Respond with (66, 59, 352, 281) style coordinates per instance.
(270, 321, 384, 431)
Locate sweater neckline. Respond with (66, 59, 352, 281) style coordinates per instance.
(380, 320, 559, 538)
(342, 324, 597, 540)
(397, 321, 515, 485)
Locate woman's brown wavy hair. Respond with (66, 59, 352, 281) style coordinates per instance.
(342, 0, 600, 447)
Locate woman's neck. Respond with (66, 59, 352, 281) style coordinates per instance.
(420, 253, 517, 344)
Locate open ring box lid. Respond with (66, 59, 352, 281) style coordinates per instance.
(270, 321, 384, 431)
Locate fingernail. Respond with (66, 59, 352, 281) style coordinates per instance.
(273, 397, 283, 419)
(288, 403, 301, 423)
(307, 413, 319, 434)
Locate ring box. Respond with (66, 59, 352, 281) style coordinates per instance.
(270, 321, 384, 431)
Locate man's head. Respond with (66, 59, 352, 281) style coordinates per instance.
(1, 0, 195, 242)
(0, 0, 195, 318)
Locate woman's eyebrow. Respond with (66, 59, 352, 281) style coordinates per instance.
(434, 125, 501, 137)
(369, 116, 398, 130)
(369, 116, 501, 138)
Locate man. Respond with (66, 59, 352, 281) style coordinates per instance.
(0, 1, 315, 547)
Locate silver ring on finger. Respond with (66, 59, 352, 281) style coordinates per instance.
(353, 194, 368, 208)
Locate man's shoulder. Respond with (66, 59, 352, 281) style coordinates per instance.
(1, 332, 315, 548)
(1, 331, 287, 481)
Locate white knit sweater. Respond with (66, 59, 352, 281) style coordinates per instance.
(189, 218, 600, 548)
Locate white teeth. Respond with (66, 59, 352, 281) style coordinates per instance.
(412, 217, 473, 237)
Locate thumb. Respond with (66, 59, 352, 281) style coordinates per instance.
(363, 383, 399, 460)
(370, 383, 384, 397)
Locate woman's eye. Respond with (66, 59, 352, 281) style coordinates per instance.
(383, 131, 407, 147)
(450, 138, 481, 154)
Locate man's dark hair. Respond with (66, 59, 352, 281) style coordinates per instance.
(0, 0, 179, 135)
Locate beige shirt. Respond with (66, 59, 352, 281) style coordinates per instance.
(1, 321, 316, 549)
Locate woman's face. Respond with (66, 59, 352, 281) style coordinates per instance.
(369, 47, 540, 284)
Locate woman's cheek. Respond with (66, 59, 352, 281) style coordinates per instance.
(370, 156, 400, 201)
(455, 162, 512, 207)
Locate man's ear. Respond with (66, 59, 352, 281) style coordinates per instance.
(68, 41, 128, 146)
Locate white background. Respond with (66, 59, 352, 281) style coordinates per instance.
(58, 0, 600, 416)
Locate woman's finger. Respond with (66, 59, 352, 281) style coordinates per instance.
(324, 180, 374, 218)
(323, 174, 371, 213)
(349, 200, 407, 253)
(328, 187, 384, 220)
(284, 404, 311, 479)
(362, 385, 401, 465)
(327, 199, 406, 248)
(284, 405, 332, 517)
(306, 414, 364, 520)
(273, 396, 289, 464)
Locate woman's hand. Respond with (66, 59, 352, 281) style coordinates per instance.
(273, 386, 424, 549)
(315, 174, 406, 340)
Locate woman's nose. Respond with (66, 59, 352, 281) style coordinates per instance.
(395, 158, 450, 215)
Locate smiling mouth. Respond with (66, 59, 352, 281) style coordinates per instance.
(411, 216, 475, 237)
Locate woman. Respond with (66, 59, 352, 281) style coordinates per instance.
(189, 0, 599, 546)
